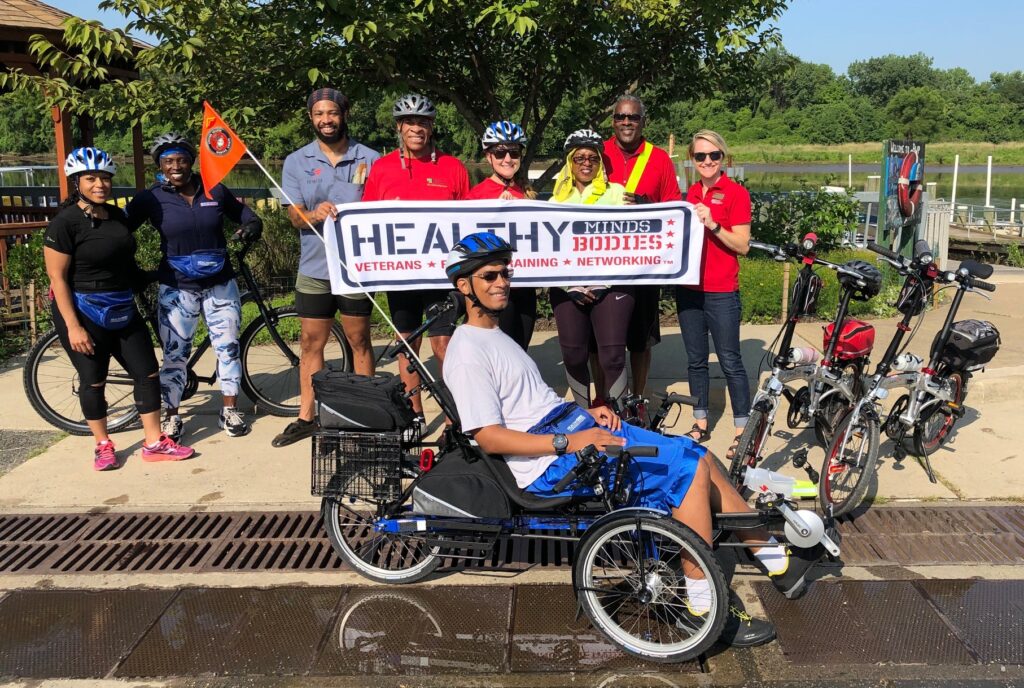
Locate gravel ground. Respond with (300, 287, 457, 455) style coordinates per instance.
(0, 428, 62, 476)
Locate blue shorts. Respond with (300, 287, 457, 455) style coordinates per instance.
(524, 402, 706, 512)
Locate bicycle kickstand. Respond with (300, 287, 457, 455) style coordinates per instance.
(920, 454, 938, 484)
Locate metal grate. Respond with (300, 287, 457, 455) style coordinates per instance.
(0, 505, 1021, 575)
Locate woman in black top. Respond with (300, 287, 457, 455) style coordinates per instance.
(44, 147, 194, 470)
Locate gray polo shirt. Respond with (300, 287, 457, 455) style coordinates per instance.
(281, 138, 380, 279)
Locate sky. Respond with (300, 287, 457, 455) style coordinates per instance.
(48, 1, 1023, 82)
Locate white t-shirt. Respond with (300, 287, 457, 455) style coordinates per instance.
(443, 324, 566, 488)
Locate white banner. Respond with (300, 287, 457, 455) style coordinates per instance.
(324, 199, 702, 295)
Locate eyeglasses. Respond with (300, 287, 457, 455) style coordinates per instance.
(489, 148, 522, 160)
(472, 268, 514, 283)
(571, 154, 601, 165)
(693, 151, 724, 163)
(612, 113, 642, 122)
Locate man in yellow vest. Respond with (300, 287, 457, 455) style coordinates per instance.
(602, 95, 683, 409)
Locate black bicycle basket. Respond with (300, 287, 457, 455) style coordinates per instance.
(934, 319, 1001, 371)
(311, 431, 403, 504)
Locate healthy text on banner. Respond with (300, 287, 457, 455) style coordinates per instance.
(324, 199, 702, 295)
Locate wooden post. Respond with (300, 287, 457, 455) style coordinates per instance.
(667, 133, 675, 158)
(781, 262, 790, 321)
(28, 281, 36, 343)
(132, 122, 146, 191)
(52, 106, 73, 201)
(79, 114, 95, 146)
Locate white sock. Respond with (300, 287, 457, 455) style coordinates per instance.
(97, 440, 111, 446)
(685, 575, 712, 614)
(754, 536, 788, 574)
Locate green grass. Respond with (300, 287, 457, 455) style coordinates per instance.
(731, 141, 1024, 166)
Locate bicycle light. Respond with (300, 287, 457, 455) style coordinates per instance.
(802, 232, 818, 251)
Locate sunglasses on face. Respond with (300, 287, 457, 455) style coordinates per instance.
(489, 148, 522, 160)
(572, 154, 601, 165)
(693, 151, 724, 163)
(613, 113, 642, 123)
(472, 268, 514, 283)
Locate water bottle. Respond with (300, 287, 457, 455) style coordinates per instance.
(891, 353, 923, 373)
(788, 347, 818, 364)
(743, 467, 796, 498)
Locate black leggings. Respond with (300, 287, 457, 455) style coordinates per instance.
(550, 287, 634, 406)
(498, 288, 538, 351)
(52, 301, 161, 421)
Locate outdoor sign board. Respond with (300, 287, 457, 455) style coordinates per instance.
(879, 139, 925, 256)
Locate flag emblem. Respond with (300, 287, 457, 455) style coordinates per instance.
(205, 127, 233, 156)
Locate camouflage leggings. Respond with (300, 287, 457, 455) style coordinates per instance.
(158, 280, 242, 408)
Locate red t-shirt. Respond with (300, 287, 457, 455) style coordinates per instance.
(602, 138, 682, 203)
(685, 173, 751, 293)
(464, 178, 527, 200)
(362, 149, 470, 201)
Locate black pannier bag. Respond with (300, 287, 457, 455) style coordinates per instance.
(312, 366, 416, 431)
(412, 446, 512, 518)
(935, 319, 1001, 371)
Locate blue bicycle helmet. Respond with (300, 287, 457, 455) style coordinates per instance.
(63, 147, 116, 178)
(481, 121, 527, 150)
(445, 232, 514, 284)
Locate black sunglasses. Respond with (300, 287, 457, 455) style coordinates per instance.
(613, 113, 643, 122)
(472, 268, 514, 282)
(572, 154, 601, 165)
(490, 148, 522, 160)
(693, 151, 724, 163)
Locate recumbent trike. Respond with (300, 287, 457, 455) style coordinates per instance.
(310, 294, 840, 663)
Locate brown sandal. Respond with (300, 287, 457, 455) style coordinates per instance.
(686, 423, 710, 444)
(725, 437, 741, 461)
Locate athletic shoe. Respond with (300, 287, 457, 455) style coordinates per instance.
(94, 440, 118, 471)
(674, 593, 775, 648)
(757, 544, 827, 600)
(218, 406, 249, 437)
(161, 414, 184, 442)
(271, 419, 316, 448)
(141, 434, 195, 462)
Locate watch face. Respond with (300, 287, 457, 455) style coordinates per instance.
(553, 434, 568, 451)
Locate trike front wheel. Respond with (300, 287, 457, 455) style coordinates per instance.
(573, 513, 727, 663)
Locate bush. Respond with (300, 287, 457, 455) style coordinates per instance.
(750, 184, 860, 250)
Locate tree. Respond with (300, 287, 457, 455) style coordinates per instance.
(847, 53, 937, 106)
(0, 90, 52, 155)
(989, 70, 1024, 108)
(1, 0, 789, 176)
(781, 60, 837, 109)
(885, 86, 945, 140)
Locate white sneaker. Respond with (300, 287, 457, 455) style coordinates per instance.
(161, 414, 184, 442)
(218, 406, 249, 437)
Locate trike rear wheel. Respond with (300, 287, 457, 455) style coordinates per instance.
(573, 513, 727, 663)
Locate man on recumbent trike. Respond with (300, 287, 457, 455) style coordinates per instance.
(442, 232, 830, 648)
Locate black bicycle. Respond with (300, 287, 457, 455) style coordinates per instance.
(23, 237, 352, 434)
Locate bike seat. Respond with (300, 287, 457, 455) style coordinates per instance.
(470, 446, 598, 512)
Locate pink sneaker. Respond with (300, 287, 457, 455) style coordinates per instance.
(141, 434, 195, 462)
(94, 440, 118, 471)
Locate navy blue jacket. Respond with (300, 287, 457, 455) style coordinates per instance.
(126, 177, 257, 290)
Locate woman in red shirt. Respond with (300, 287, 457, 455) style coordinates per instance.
(677, 130, 752, 460)
(465, 121, 538, 349)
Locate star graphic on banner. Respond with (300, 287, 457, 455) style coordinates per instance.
(667, 218, 675, 226)
(667, 243, 674, 249)
(563, 259, 572, 265)
(427, 261, 436, 268)
(667, 230, 675, 238)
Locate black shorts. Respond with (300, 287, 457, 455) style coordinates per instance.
(626, 284, 663, 353)
(295, 290, 374, 319)
(387, 289, 458, 337)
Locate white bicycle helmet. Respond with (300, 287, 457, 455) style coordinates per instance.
(393, 93, 437, 120)
(563, 128, 603, 154)
(63, 147, 116, 178)
(149, 132, 197, 163)
(481, 121, 527, 150)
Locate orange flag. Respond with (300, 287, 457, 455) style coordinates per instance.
(199, 101, 247, 199)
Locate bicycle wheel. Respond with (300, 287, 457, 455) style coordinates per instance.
(239, 307, 352, 416)
(729, 406, 768, 486)
(813, 361, 863, 448)
(321, 495, 440, 584)
(574, 513, 727, 663)
(819, 411, 880, 518)
(23, 330, 139, 435)
(913, 370, 966, 457)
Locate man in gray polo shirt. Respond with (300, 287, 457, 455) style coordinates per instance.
(272, 87, 381, 447)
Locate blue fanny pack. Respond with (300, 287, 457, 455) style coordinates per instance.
(167, 248, 227, 279)
(73, 290, 136, 330)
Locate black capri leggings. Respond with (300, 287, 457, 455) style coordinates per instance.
(51, 301, 161, 421)
(550, 286, 635, 407)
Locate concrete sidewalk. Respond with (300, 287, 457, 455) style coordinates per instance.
(1, 273, 1023, 512)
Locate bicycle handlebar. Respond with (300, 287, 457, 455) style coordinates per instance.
(551, 443, 660, 492)
(967, 276, 996, 292)
(867, 242, 902, 264)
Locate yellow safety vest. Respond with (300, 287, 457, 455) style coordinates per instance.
(624, 141, 654, 194)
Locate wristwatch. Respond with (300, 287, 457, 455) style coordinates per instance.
(552, 433, 569, 455)
(710, 222, 721, 234)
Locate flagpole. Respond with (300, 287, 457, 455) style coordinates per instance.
(241, 146, 439, 383)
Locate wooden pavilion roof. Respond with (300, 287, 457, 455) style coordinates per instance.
(1, 0, 75, 31)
